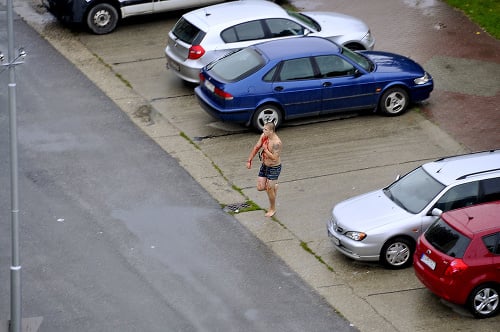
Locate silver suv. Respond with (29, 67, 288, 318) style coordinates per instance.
(165, 0, 375, 83)
(327, 149, 500, 269)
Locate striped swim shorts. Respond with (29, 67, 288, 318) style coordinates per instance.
(258, 164, 282, 181)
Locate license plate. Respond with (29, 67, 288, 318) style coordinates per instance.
(420, 253, 436, 270)
(204, 79, 215, 93)
(168, 60, 180, 72)
(328, 232, 340, 246)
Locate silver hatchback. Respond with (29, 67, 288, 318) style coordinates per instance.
(327, 150, 500, 269)
(165, 0, 375, 83)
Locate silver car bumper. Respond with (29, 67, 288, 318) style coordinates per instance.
(327, 218, 379, 262)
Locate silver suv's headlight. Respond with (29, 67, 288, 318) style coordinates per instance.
(345, 231, 367, 241)
(414, 72, 430, 85)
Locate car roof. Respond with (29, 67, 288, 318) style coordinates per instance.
(183, 0, 287, 32)
(443, 201, 500, 237)
(422, 149, 500, 185)
(253, 36, 341, 59)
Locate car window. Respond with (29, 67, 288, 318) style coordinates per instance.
(278, 58, 315, 81)
(263, 66, 278, 82)
(341, 46, 373, 72)
(172, 17, 205, 44)
(483, 233, 500, 255)
(384, 167, 445, 214)
(480, 177, 500, 203)
(208, 47, 265, 81)
(424, 218, 471, 258)
(434, 182, 479, 212)
(221, 20, 265, 43)
(265, 18, 304, 37)
(314, 55, 356, 77)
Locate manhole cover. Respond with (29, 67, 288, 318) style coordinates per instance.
(223, 202, 251, 213)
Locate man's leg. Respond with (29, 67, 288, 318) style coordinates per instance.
(265, 179, 277, 217)
(257, 176, 267, 191)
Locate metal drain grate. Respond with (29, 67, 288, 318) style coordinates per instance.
(223, 202, 251, 213)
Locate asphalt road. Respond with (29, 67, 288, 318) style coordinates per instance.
(5, 0, 499, 331)
(0, 5, 357, 332)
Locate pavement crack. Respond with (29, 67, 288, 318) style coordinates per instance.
(367, 286, 426, 297)
(112, 56, 164, 65)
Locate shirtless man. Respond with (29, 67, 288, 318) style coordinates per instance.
(246, 122, 282, 217)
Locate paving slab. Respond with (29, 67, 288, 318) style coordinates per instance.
(10, 0, 500, 331)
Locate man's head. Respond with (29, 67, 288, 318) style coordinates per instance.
(263, 121, 276, 134)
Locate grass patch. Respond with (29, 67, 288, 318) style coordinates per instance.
(300, 241, 334, 272)
(179, 131, 200, 150)
(444, 0, 500, 39)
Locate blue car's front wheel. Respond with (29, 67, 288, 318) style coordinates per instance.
(379, 87, 409, 116)
(252, 104, 282, 132)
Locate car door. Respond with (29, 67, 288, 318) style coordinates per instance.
(210, 20, 270, 63)
(271, 57, 323, 119)
(313, 55, 377, 113)
(154, 0, 222, 13)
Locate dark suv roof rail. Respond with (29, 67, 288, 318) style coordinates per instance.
(435, 149, 499, 162)
(456, 167, 500, 180)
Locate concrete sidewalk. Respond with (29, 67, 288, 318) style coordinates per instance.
(10, 0, 500, 331)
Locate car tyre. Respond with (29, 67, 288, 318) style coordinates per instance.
(379, 87, 409, 116)
(467, 283, 500, 319)
(86, 3, 119, 35)
(380, 237, 414, 269)
(252, 104, 282, 132)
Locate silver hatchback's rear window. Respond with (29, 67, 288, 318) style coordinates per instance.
(208, 48, 265, 82)
(172, 17, 205, 45)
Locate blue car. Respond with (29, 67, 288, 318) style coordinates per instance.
(195, 37, 433, 131)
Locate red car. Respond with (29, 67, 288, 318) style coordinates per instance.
(414, 201, 500, 319)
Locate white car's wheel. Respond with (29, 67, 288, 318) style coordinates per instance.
(86, 3, 119, 35)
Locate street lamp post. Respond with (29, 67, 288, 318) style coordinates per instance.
(1, 0, 25, 331)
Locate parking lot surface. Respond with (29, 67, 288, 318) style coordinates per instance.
(12, 0, 500, 331)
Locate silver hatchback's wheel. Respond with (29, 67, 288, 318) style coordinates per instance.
(86, 3, 119, 35)
(379, 87, 409, 116)
(380, 237, 414, 269)
(252, 105, 282, 132)
(467, 283, 500, 319)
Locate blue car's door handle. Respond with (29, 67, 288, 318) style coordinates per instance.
(274, 86, 284, 91)
(322, 82, 332, 87)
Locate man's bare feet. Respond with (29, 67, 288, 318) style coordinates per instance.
(265, 210, 276, 217)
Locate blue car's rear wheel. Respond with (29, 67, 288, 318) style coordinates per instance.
(252, 105, 282, 132)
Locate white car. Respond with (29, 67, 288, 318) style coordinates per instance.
(327, 150, 500, 269)
(44, 0, 226, 34)
(165, 0, 375, 83)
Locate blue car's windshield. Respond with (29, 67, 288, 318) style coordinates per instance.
(383, 167, 445, 214)
(341, 47, 373, 72)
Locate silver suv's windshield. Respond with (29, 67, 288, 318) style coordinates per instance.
(384, 167, 445, 214)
